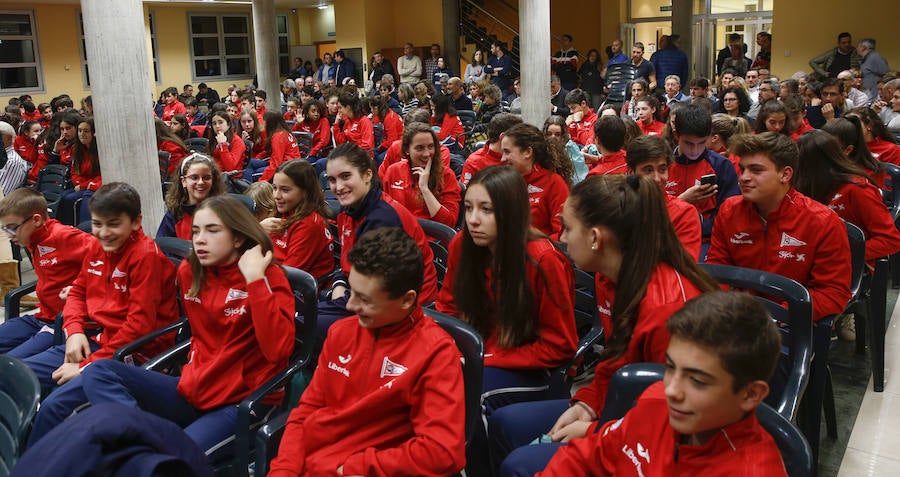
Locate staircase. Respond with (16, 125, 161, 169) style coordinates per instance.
(459, 0, 521, 79)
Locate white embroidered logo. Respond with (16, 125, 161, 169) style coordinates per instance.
(527, 184, 544, 194)
(37, 245, 56, 256)
(111, 268, 126, 278)
(90, 260, 104, 267)
(328, 361, 350, 377)
(780, 232, 806, 247)
(225, 288, 248, 303)
(380, 357, 408, 378)
(339, 354, 352, 364)
(730, 232, 753, 245)
(637, 442, 651, 463)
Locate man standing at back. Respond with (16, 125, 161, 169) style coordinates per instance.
(857, 38, 890, 101)
(424, 44, 442, 82)
(552, 34, 579, 91)
(397, 43, 423, 85)
(485, 41, 513, 100)
(810, 32, 860, 79)
(651, 34, 689, 88)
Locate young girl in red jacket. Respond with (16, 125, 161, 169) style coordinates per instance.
(846, 107, 900, 166)
(58, 118, 102, 226)
(206, 110, 247, 174)
(239, 110, 267, 159)
(158, 153, 226, 240)
(635, 96, 665, 137)
(47, 110, 79, 167)
(501, 123, 572, 240)
(79, 195, 295, 452)
(491, 174, 718, 470)
(382, 123, 461, 228)
(292, 100, 331, 159)
(16, 120, 45, 184)
(823, 115, 888, 189)
(369, 95, 403, 164)
(796, 130, 900, 269)
(332, 92, 374, 152)
(261, 159, 334, 281)
(430, 93, 465, 153)
(437, 165, 577, 414)
(154, 118, 190, 177)
(319, 143, 438, 339)
(256, 111, 301, 182)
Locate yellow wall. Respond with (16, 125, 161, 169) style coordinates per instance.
(293, 6, 335, 46)
(771, 1, 898, 79)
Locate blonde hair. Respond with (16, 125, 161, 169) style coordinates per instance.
(245, 181, 275, 220)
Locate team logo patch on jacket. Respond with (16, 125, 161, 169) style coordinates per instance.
(37, 245, 56, 256)
(111, 268, 127, 278)
(780, 233, 806, 247)
(225, 288, 249, 303)
(380, 357, 408, 378)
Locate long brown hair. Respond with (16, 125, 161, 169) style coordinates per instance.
(72, 117, 101, 177)
(569, 174, 718, 361)
(503, 123, 574, 187)
(187, 195, 274, 296)
(164, 153, 225, 220)
(401, 123, 444, 197)
(263, 110, 292, 157)
(274, 159, 332, 227)
(795, 129, 870, 204)
(452, 166, 561, 348)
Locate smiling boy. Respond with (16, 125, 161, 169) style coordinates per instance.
(24, 183, 180, 447)
(269, 227, 465, 476)
(537, 291, 787, 476)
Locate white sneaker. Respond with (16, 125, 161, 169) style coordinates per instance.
(840, 314, 857, 341)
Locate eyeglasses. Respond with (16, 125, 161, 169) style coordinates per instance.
(2, 217, 30, 236)
(184, 174, 213, 182)
(723, 97, 739, 102)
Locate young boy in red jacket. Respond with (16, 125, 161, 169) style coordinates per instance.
(24, 182, 179, 447)
(534, 291, 788, 476)
(706, 132, 852, 322)
(0, 188, 93, 358)
(269, 227, 466, 477)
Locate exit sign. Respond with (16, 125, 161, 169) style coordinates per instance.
(660, 5, 672, 11)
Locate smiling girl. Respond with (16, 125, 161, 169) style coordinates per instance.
(205, 110, 247, 173)
(158, 154, 225, 240)
(381, 123, 461, 227)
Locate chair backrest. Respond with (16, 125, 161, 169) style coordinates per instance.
(601, 362, 812, 477)
(158, 150, 172, 181)
(292, 131, 313, 160)
(281, 266, 319, 366)
(757, 397, 814, 477)
(427, 241, 449, 290)
(417, 218, 457, 250)
(457, 110, 477, 132)
(243, 139, 254, 164)
(0, 355, 40, 473)
(604, 63, 638, 105)
(422, 308, 484, 448)
(34, 164, 70, 205)
(228, 193, 256, 215)
(372, 123, 385, 150)
(184, 137, 209, 153)
(573, 267, 598, 337)
(698, 263, 812, 422)
(155, 236, 192, 266)
(844, 220, 865, 300)
(881, 161, 900, 218)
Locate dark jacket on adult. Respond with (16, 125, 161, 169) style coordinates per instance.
(651, 45, 689, 86)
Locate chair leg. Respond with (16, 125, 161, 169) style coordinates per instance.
(871, 259, 889, 392)
(801, 319, 834, 468)
(891, 253, 900, 289)
(855, 300, 868, 356)
(824, 366, 838, 439)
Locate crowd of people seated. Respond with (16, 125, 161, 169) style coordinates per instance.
(1, 29, 900, 476)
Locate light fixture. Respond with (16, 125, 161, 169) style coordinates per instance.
(317, 2, 328, 10)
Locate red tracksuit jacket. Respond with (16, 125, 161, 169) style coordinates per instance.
(638, 119, 666, 136)
(293, 117, 331, 157)
(586, 150, 628, 177)
(461, 142, 503, 185)
(437, 235, 577, 369)
(382, 160, 462, 228)
(336, 187, 438, 304)
(868, 137, 900, 166)
(14, 135, 41, 165)
(175, 260, 294, 410)
(333, 115, 374, 151)
(523, 165, 569, 240)
(432, 114, 464, 147)
(538, 382, 787, 477)
(212, 132, 247, 172)
(573, 264, 704, 414)
(379, 140, 452, 179)
(373, 110, 403, 152)
(62, 229, 179, 365)
(27, 219, 94, 322)
(162, 101, 187, 123)
(268, 307, 466, 477)
(706, 189, 852, 321)
(159, 139, 189, 177)
(568, 110, 598, 147)
(70, 151, 102, 191)
(827, 178, 900, 264)
(270, 212, 334, 281)
(666, 193, 703, 260)
(259, 130, 301, 182)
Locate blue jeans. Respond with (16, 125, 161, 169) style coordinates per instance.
(0, 315, 55, 358)
(58, 189, 93, 226)
(489, 399, 569, 465)
(21, 341, 101, 396)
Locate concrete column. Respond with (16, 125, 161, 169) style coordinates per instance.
(442, 0, 461, 77)
(672, 0, 694, 82)
(519, 0, 551, 127)
(80, 0, 162, 235)
(253, 0, 281, 112)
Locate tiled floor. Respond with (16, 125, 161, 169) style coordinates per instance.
(837, 299, 900, 476)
